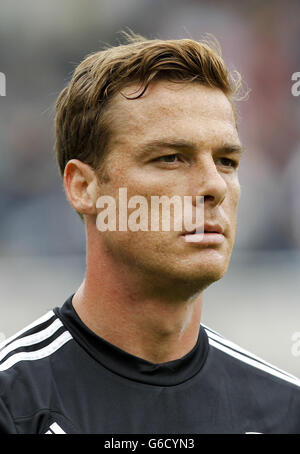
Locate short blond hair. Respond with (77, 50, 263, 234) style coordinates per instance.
(55, 31, 242, 178)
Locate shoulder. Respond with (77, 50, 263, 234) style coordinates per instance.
(202, 324, 300, 391)
(0, 308, 73, 384)
(0, 308, 76, 433)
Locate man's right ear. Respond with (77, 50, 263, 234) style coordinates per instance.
(63, 159, 99, 216)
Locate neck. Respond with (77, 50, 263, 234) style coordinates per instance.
(72, 233, 203, 364)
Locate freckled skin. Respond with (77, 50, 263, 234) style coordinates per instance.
(94, 81, 241, 295)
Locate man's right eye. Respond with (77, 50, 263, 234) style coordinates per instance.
(154, 154, 181, 163)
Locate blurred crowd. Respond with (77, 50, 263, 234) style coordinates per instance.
(0, 0, 299, 256)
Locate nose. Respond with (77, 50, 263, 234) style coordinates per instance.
(191, 154, 227, 208)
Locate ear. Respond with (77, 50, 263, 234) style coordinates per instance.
(64, 159, 99, 216)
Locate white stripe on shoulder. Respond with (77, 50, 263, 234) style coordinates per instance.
(0, 331, 73, 372)
(0, 318, 63, 362)
(208, 338, 300, 387)
(0, 310, 55, 350)
(202, 324, 225, 339)
(203, 324, 299, 382)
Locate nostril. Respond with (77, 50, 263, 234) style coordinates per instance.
(204, 195, 215, 202)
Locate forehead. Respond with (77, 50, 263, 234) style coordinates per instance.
(109, 81, 239, 147)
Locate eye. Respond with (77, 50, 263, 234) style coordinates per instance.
(155, 153, 181, 163)
(218, 157, 238, 168)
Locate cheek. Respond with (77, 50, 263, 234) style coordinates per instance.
(99, 229, 170, 273)
(223, 181, 240, 237)
(229, 178, 241, 208)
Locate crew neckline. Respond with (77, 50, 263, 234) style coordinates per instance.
(55, 294, 209, 386)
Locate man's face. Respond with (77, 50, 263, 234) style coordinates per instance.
(94, 81, 242, 292)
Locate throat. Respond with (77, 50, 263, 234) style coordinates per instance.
(72, 284, 202, 364)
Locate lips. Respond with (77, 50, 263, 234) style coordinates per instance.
(183, 224, 224, 235)
(182, 223, 225, 244)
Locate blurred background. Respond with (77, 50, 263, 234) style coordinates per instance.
(0, 0, 299, 376)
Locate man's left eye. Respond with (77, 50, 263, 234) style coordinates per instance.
(218, 158, 237, 168)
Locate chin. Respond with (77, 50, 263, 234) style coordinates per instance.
(173, 251, 231, 287)
(149, 258, 229, 297)
(181, 266, 226, 287)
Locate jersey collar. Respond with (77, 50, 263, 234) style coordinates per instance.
(56, 294, 209, 386)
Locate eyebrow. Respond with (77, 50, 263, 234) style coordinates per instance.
(138, 139, 244, 156)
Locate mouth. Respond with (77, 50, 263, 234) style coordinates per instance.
(181, 224, 225, 244)
(184, 224, 224, 235)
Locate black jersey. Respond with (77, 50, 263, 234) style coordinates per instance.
(0, 294, 299, 434)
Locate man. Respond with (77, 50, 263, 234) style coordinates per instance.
(0, 33, 299, 434)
